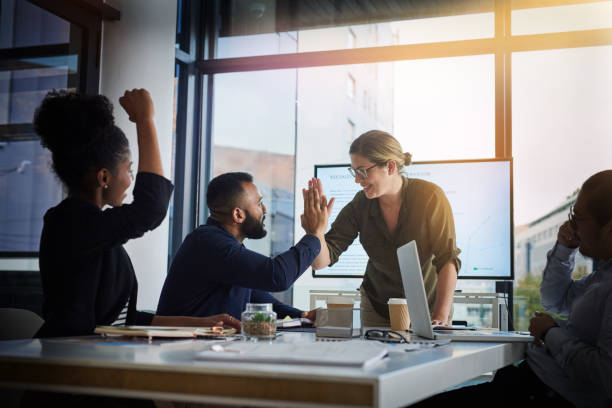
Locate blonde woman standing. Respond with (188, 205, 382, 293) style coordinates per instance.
(306, 130, 460, 327)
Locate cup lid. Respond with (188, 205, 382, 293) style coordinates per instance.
(387, 298, 407, 305)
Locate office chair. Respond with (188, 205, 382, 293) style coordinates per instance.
(0, 308, 44, 340)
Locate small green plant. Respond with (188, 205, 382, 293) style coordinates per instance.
(514, 270, 579, 331)
(243, 311, 277, 338)
(251, 312, 273, 323)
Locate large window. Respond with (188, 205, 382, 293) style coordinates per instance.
(0, 0, 116, 314)
(173, 0, 612, 326)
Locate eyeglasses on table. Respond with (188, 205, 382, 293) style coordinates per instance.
(364, 329, 410, 343)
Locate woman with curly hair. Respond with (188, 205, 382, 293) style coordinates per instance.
(33, 89, 240, 338)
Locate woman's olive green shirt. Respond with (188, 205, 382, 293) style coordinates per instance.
(324, 177, 461, 319)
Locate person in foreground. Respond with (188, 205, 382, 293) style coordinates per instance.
(305, 130, 460, 327)
(34, 89, 240, 339)
(156, 172, 329, 321)
(413, 170, 612, 408)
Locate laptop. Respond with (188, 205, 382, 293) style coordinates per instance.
(397, 241, 534, 343)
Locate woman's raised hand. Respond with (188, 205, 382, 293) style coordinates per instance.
(301, 178, 335, 237)
(119, 88, 154, 123)
(119, 88, 163, 175)
(310, 178, 335, 213)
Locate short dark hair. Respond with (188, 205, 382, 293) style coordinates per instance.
(33, 90, 129, 191)
(581, 170, 612, 226)
(206, 172, 253, 214)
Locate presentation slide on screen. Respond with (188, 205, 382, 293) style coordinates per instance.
(314, 160, 512, 279)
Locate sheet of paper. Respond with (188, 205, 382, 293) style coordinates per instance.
(197, 340, 388, 368)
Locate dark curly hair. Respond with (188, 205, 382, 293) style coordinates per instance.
(33, 90, 130, 190)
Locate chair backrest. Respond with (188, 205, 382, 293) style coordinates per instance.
(0, 308, 44, 340)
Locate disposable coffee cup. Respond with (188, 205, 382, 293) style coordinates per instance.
(326, 296, 354, 309)
(388, 298, 410, 331)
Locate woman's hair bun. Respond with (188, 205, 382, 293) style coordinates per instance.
(33, 90, 115, 155)
(404, 152, 412, 166)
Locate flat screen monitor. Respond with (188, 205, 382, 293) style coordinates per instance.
(313, 159, 513, 280)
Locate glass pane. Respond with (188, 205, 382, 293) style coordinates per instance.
(512, 46, 612, 330)
(175, 0, 190, 53)
(0, 141, 62, 251)
(0, 0, 70, 49)
(1, 65, 77, 125)
(0, 0, 81, 253)
(394, 55, 495, 161)
(212, 68, 297, 303)
(512, 1, 612, 36)
(167, 62, 181, 259)
(217, 1, 494, 58)
(291, 56, 495, 310)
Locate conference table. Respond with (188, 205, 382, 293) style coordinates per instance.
(0, 331, 526, 407)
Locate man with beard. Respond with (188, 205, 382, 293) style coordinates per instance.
(413, 170, 612, 408)
(157, 172, 331, 322)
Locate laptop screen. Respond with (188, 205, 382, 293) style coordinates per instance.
(396, 241, 436, 340)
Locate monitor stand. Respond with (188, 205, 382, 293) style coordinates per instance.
(495, 280, 514, 331)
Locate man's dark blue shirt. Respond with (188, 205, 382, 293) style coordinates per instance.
(157, 218, 321, 319)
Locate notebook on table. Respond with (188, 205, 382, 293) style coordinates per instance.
(397, 241, 534, 343)
(277, 317, 316, 332)
(94, 325, 236, 339)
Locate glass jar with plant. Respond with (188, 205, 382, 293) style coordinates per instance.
(241, 303, 277, 339)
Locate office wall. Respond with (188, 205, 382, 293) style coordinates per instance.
(101, 0, 177, 310)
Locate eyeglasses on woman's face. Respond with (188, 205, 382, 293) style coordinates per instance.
(347, 164, 378, 179)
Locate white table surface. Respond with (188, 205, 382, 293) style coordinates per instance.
(0, 332, 526, 407)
